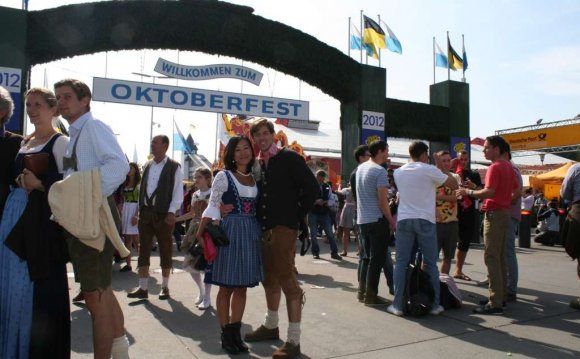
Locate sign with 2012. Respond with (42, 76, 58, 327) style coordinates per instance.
(361, 110, 386, 145)
(0, 66, 22, 132)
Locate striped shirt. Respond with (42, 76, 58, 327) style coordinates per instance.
(355, 161, 388, 224)
(64, 112, 129, 196)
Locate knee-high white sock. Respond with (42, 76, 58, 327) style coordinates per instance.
(189, 272, 204, 300)
(111, 335, 130, 359)
(287, 322, 301, 345)
(264, 310, 279, 329)
(203, 283, 212, 304)
(161, 276, 169, 288)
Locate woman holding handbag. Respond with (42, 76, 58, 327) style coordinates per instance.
(0, 87, 70, 359)
(175, 167, 214, 310)
(195, 135, 263, 355)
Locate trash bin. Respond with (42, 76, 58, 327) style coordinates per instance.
(519, 210, 531, 248)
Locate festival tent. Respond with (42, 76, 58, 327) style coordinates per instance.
(529, 161, 577, 200)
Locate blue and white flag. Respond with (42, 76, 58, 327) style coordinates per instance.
(434, 40, 448, 68)
(380, 19, 402, 54)
(173, 119, 193, 153)
(350, 23, 375, 58)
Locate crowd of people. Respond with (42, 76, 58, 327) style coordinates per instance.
(0, 80, 579, 359)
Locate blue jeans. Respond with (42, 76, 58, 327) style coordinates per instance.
(358, 217, 390, 296)
(505, 218, 519, 296)
(393, 219, 440, 311)
(309, 212, 339, 256)
(383, 248, 394, 294)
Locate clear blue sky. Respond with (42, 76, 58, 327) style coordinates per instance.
(4, 0, 580, 163)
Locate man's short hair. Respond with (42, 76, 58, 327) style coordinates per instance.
(369, 140, 387, 157)
(0, 86, 14, 125)
(485, 135, 510, 155)
(353, 144, 369, 163)
(54, 79, 92, 111)
(409, 141, 428, 159)
(459, 150, 468, 156)
(436, 150, 450, 157)
(158, 135, 170, 146)
(316, 170, 327, 178)
(250, 118, 275, 137)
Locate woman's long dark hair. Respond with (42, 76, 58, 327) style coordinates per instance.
(125, 162, 141, 187)
(223, 135, 255, 173)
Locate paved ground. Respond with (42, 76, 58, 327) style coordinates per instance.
(69, 237, 580, 359)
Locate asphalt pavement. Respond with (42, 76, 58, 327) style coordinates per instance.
(68, 236, 580, 359)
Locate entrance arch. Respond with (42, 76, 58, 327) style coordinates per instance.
(2, 0, 468, 177)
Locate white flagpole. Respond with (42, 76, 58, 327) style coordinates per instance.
(377, 14, 382, 68)
(360, 10, 364, 64)
(447, 31, 451, 81)
(433, 37, 436, 84)
(348, 17, 351, 58)
(462, 34, 466, 82)
(214, 113, 219, 162)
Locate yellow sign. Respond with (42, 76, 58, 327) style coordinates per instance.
(501, 124, 580, 151)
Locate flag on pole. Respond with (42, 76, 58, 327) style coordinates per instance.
(379, 19, 402, 54)
(363, 15, 386, 53)
(350, 23, 375, 58)
(173, 119, 193, 153)
(462, 40, 468, 71)
(435, 40, 448, 68)
(186, 134, 197, 152)
(447, 35, 463, 71)
(217, 114, 233, 146)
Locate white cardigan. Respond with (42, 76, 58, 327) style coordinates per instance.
(48, 168, 130, 257)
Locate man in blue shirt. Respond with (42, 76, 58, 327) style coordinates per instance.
(55, 79, 130, 359)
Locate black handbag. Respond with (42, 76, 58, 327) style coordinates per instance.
(206, 222, 229, 246)
(188, 242, 207, 271)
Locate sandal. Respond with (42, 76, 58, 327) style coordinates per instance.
(453, 273, 472, 281)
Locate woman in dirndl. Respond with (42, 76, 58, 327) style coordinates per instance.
(196, 135, 262, 355)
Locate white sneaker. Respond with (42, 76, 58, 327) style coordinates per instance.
(197, 298, 212, 310)
(430, 305, 445, 315)
(387, 305, 403, 316)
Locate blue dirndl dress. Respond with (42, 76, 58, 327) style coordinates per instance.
(208, 171, 263, 288)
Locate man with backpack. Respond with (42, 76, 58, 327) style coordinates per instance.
(388, 142, 458, 316)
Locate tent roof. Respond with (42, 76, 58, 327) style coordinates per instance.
(532, 161, 576, 181)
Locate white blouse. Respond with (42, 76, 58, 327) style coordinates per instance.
(202, 170, 258, 220)
(19, 134, 69, 174)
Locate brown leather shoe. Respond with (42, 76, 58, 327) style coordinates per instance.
(272, 341, 301, 359)
(243, 325, 279, 342)
(159, 287, 170, 300)
(127, 288, 149, 299)
(72, 291, 84, 302)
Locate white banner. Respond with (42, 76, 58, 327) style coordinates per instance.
(92, 77, 309, 121)
(154, 58, 263, 85)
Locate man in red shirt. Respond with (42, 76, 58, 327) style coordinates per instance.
(457, 136, 518, 315)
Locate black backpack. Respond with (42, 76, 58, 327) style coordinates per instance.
(403, 263, 434, 317)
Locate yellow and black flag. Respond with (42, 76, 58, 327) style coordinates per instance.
(447, 35, 463, 71)
(363, 15, 386, 56)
